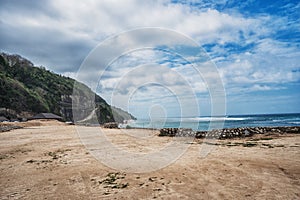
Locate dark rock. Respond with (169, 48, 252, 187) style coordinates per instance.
(158, 126, 300, 139)
(103, 122, 119, 129)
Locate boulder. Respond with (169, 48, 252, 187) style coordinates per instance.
(103, 122, 119, 129)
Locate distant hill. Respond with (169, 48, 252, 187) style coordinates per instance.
(0, 52, 136, 123)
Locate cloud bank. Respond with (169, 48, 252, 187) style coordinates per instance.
(0, 0, 299, 116)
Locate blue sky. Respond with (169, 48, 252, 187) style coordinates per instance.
(0, 0, 299, 118)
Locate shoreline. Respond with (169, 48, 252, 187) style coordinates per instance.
(1, 120, 299, 137)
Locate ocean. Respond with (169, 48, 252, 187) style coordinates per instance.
(125, 113, 300, 131)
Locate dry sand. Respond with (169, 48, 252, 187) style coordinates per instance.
(0, 120, 299, 199)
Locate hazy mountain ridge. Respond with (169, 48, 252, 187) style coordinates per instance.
(0, 52, 135, 123)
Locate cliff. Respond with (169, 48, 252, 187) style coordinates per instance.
(0, 53, 135, 123)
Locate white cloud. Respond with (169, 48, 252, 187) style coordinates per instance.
(217, 38, 300, 92)
(249, 84, 285, 92)
(1, 0, 259, 45)
(1, 0, 299, 115)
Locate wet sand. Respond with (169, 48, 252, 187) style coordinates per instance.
(0, 120, 299, 199)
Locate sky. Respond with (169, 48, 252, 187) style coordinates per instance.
(0, 0, 299, 118)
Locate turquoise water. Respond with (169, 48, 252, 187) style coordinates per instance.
(125, 113, 300, 131)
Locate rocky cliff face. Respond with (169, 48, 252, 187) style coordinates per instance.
(0, 53, 135, 123)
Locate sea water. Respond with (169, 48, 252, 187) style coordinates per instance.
(125, 113, 300, 131)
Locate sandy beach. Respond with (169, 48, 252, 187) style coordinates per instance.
(0, 120, 300, 199)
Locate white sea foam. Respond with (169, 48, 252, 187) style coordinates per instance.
(125, 113, 300, 130)
(288, 121, 300, 124)
(181, 117, 248, 122)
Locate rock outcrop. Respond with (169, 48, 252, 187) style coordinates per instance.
(0, 52, 136, 123)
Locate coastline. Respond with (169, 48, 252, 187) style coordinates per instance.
(127, 113, 300, 130)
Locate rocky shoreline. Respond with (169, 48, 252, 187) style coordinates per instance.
(159, 126, 300, 139)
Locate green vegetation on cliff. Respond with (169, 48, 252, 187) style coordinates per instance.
(0, 53, 135, 123)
